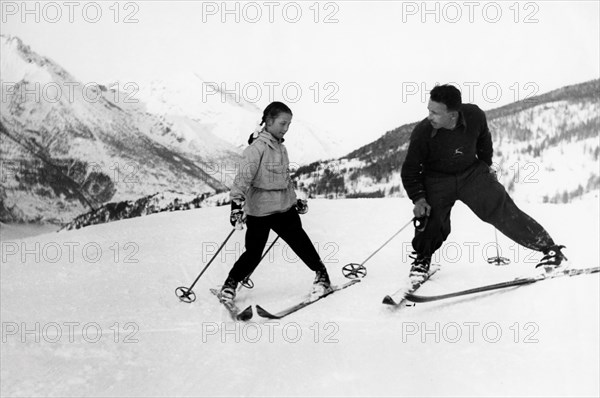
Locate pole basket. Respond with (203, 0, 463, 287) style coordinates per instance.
(342, 263, 367, 279)
(175, 286, 197, 303)
(487, 256, 511, 266)
(240, 277, 254, 289)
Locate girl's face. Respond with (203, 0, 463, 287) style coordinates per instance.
(265, 113, 292, 140)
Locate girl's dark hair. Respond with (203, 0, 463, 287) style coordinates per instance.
(247, 101, 293, 144)
(430, 84, 462, 112)
(260, 101, 292, 125)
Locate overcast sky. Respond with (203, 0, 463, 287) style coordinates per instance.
(2, 0, 599, 150)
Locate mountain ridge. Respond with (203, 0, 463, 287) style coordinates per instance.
(0, 35, 240, 224)
(295, 79, 600, 204)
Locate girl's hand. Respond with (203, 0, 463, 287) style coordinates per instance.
(230, 200, 246, 228)
(295, 199, 308, 215)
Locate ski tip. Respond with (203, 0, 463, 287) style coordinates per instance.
(382, 295, 398, 306)
(255, 305, 280, 319)
(236, 305, 253, 321)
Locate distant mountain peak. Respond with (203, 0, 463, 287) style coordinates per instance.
(128, 72, 344, 164)
(0, 35, 241, 224)
(0, 34, 75, 84)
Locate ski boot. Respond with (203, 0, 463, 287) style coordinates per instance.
(409, 253, 432, 281)
(219, 276, 238, 302)
(536, 245, 568, 274)
(311, 263, 332, 297)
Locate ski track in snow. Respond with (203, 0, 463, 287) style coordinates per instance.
(1, 198, 599, 397)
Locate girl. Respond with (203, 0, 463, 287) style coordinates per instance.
(219, 102, 332, 301)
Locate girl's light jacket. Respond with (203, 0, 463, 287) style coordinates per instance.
(230, 131, 297, 217)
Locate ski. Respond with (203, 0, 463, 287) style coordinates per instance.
(256, 279, 361, 319)
(209, 288, 253, 321)
(382, 265, 441, 306)
(405, 266, 600, 303)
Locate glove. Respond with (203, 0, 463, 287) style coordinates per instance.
(295, 199, 308, 215)
(230, 200, 246, 227)
(412, 197, 431, 218)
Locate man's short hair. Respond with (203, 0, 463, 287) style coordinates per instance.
(430, 85, 462, 111)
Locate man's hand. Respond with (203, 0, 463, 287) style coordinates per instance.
(413, 197, 431, 218)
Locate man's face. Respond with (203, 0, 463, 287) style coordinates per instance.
(427, 100, 457, 129)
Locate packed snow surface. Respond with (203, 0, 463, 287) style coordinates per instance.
(1, 197, 599, 397)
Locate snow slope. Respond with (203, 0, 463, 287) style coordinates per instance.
(1, 197, 599, 397)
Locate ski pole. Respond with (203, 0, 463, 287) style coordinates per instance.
(487, 228, 510, 266)
(239, 235, 281, 289)
(175, 228, 238, 303)
(342, 216, 425, 279)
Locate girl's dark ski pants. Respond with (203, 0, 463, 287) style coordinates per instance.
(227, 207, 322, 282)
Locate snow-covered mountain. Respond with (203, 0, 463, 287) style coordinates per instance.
(294, 80, 600, 204)
(1, 197, 598, 396)
(0, 35, 242, 224)
(129, 73, 344, 164)
(0, 35, 345, 225)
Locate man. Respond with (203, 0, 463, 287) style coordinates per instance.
(401, 84, 566, 278)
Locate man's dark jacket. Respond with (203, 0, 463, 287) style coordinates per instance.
(401, 103, 493, 202)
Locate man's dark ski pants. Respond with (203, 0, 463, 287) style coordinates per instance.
(413, 161, 555, 257)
